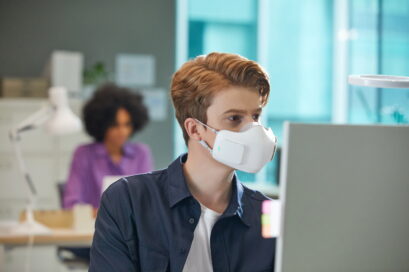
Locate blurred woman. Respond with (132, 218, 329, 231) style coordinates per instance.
(63, 83, 153, 209)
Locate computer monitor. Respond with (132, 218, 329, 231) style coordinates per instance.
(102, 175, 124, 195)
(276, 123, 409, 272)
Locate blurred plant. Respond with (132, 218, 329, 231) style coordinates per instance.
(83, 62, 109, 85)
(382, 105, 408, 124)
(356, 88, 408, 124)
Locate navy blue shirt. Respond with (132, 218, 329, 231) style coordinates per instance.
(89, 154, 276, 272)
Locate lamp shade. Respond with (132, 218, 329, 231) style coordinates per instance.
(44, 86, 82, 135)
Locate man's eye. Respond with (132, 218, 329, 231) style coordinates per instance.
(253, 114, 260, 121)
(228, 115, 242, 122)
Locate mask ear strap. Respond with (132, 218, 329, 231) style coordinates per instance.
(194, 119, 218, 134)
(194, 119, 216, 152)
(199, 140, 212, 152)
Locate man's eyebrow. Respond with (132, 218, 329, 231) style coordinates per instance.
(222, 108, 263, 115)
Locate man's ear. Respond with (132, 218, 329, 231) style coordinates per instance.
(184, 117, 205, 141)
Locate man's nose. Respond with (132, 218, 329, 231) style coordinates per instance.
(239, 118, 259, 131)
(241, 121, 250, 129)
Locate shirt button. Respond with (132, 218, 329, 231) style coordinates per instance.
(188, 218, 195, 224)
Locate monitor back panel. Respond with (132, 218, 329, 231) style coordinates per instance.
(276, 123, 409, 272)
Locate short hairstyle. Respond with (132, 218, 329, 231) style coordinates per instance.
(170, 52, 270, 145)
(83, 83, 149, 142)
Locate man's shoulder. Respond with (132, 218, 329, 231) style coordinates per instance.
(241, 183, 273, 202)
(103, 168, 168, 200)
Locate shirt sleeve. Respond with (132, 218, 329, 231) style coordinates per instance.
(89, 183, 140, 272)
(138, 144, 154, 173)
(63, 146, 87, 209)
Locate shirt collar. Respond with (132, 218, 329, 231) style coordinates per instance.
(122, 143, 135, 158)
(167, 153, 252, 227)
(94, 142, 135, 158)
(167, 153, 192, 207)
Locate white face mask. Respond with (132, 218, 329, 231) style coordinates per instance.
(195, 119, 278, 173)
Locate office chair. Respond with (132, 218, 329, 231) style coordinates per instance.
(56, 182, 90, 270)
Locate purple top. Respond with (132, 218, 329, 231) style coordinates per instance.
(63, 142, 154, 209)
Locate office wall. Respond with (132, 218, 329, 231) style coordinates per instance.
(0, 2, 175, 269)
(0, 0, 176, 170)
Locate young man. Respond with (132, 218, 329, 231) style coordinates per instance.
(89, 52, 277, 272)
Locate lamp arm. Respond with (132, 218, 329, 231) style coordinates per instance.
(10, 137, 37, 201)
(8, 104, 53, 204)
(10, 105, 53, 136)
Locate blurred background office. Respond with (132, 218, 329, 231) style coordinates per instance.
(63, 83, 153, 210)
(0, 0, 408, 271)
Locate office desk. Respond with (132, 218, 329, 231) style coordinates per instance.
(0, 229, 94, 269)
(0, 229, 93, 246)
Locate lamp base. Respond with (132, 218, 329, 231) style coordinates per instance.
(10, 219, 51, 236)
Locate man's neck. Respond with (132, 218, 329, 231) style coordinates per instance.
(182, 144, 234, 214)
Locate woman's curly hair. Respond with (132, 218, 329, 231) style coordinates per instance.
(83, 83, 149, 142)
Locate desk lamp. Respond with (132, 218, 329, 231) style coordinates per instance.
(348, 75, 409, 123)
(9, 86, 82, 235)
(348, 74, 409, 88)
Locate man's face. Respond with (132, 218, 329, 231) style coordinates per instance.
(201, 86, 263, 148)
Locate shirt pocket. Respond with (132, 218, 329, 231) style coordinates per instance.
(139, 243, 169, 272)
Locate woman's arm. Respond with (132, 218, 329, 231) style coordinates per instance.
(63, 146, 87, 209)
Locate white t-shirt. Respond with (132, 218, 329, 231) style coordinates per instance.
(182, 202, 222, 272)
